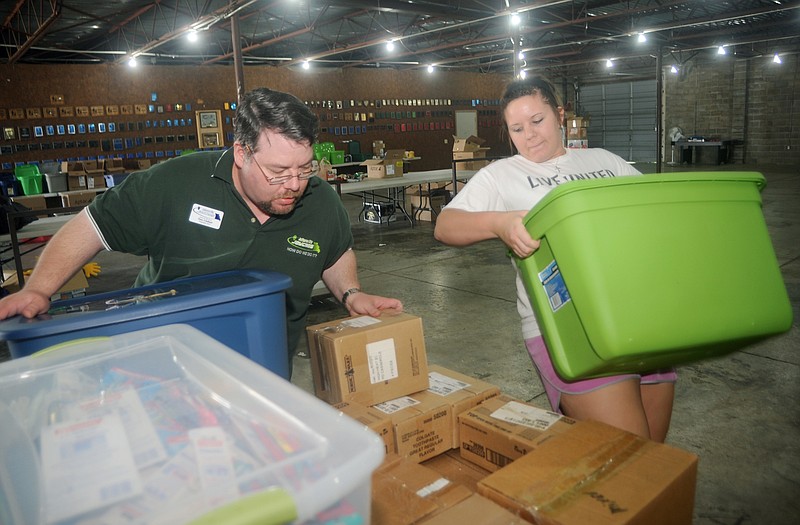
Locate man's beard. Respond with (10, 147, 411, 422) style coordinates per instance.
(257, 192, 300, 216)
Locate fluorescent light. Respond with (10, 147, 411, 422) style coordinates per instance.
(510, 13, 520, 26)
(717, 45, 726, 55)
(518, 51, 525, 60)
(519, 70, 527, 79)
(427, 64, 434, 73)
(638, 32, 647, 43)
(386, 40, 395, 51)
(302, 60, 310, 70)
(670, 65, 679, 74)
(606, 59, 613, 68)
(187, 30, 198, 42)
(128, 57, 138, 68)
(773, 53, 782, 64)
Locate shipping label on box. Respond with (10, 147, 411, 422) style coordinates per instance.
(374, 390, 451, 463)
(307, 312, 429, 405)
(425, 365, 500, 447)
(334, 401, 396, 455)
(459, 394, 575, 472)
(477, 420, 698, 525)
(372, 455, 473, 525)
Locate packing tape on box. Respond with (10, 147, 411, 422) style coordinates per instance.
(311, 324, 346, 395)
(526, 432, 647, 521)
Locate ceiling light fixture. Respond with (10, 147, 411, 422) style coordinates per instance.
(302, 60, 310, 70)
(427, 64, 434, 73)
(670, 65, 679, 74)
(128, 56, 138, 68)
(606, 59, 613, 68)
(773, 53, 782, 64)
(518, 51, 525, 60)
(638, 32, 647, 43)
(386, 40, 395, 52)
(187, 30, 198, 42)
(717, 45, 726, 55)
(519, 70, 527, 79)
(510, 13, 521, 26)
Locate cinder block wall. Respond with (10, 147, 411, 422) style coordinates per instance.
(664, 53, 799, 166)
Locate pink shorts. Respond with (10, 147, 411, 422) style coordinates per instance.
(525, 336, 677, 413)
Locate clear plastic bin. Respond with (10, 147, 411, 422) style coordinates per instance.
(0, 324, 384, 524)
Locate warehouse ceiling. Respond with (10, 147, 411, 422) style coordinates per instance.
(2, 0, 800, 82)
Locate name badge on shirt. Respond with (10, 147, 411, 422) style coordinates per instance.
(189, 203, 224, 230)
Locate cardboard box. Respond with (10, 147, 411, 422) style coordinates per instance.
(422, 449, 492, 494)
(425, 365, 501, 447)
(361, 149, 405, 178)
(60, 161, 84, 176)
(81, 160, 105, 175)
(372, 140, 386, 157)
(60, 189, 102, 207)
(373, 390, 452, 462)
(452, 135, 487, 152)
(306, 312, 429, 405)
(410, 192, 447, 222)
(567, 126, 588, 139)
(459, 394, 576, 472)
(372, 455, 473, 525)
(2, 268, 88, 300)
(567, 139, 588, 149)
(103, 158, 125, 173)
(477, 420, 698, 525)
(67, 174, 105, 191)
(11, 195, 47, 210)
(334, 400, 396, 455)
(420, 493, 527, 524)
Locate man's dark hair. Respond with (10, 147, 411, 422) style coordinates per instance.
(234, 88, 319, 152)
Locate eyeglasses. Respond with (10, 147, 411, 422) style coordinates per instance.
(246, 145, 318, 185)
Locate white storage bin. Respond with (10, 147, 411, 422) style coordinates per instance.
(0, 324, 384, 524)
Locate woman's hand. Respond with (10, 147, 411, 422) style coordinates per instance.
(498, 211, 540, 258)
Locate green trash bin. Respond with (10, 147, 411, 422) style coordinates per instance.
(14, 164, 43, 195)
(515, 171, 792, 380)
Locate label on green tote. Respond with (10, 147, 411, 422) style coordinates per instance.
(538, 260, 571, 312)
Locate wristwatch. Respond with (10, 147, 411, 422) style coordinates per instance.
(341, 287, 362, 306)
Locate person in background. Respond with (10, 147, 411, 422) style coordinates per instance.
(0, 87, 402, 375)
(434, 76, 675, 442)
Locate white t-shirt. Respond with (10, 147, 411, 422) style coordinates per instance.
(445, 148, 641, 339)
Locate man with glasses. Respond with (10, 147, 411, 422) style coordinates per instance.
(0, 88, 402, 375)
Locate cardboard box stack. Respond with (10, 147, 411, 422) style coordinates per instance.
(306, 313, 698, 524)
(60, 160, 106, 191)
(452, 135, 491, 172)
(565, 115, 589, 149)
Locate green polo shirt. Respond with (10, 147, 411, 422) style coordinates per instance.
(87, 149, 353, 361)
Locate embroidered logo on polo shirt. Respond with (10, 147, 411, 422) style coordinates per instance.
(287, 235, 320, 257)
(189, 203, 224, 230)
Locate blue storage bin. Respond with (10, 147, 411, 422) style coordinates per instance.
(0, 269, 293, 377)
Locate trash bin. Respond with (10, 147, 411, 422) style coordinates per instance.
(0, 269, 294, 378)
(515, 171, 792, 380)
(0, 324, 384, 524)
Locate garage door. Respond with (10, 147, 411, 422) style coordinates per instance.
(580, 80, 657, 163)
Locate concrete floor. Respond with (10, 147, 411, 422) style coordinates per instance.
(1, 163, 797, 524)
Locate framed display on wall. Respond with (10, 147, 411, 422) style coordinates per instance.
(195, 109, 223, 149)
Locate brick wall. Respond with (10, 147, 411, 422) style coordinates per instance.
(664, 53, 799, 166)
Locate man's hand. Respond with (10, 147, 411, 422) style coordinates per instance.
(345, 292, 403, 318)
(0, 289, 52, 320)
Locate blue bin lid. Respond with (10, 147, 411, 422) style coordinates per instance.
(0, 269, 292, 339)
